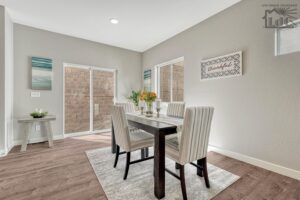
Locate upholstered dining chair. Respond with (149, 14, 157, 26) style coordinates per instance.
(115, 102, 138, 131)
(111, 105, 154, 180)
(115, 102, 149, 157)
(115, 102, 135, 113)
(166, 102, 185, 143)
(165, 107, 214, 200)
(166, 102, 185, 118)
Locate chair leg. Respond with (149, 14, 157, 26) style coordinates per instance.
(141, 148, 149, 159)
(179, 165, 188, 200)
(175, 162, 180, 169)
(145, 147, 149, 157)
(202, 157, 210, 188)
(197, 159, 203, 177)
(141, 148, 145, 159)
(113, 145, 120, 168)
(123, 152, 131, 180)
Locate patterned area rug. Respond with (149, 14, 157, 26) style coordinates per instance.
(86, 147, 239, 200)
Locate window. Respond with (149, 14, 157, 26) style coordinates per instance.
(156, 58, 184, 102)
(275, 20, 300, 56)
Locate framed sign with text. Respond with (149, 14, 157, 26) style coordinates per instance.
(200, 51, 242, 80)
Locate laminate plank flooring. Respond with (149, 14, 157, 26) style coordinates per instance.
(0, 133, 299, 200)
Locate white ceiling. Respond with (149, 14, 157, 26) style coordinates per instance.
(0, 0, 240, 52)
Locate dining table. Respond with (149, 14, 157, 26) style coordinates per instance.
(111, 112, 184, 199)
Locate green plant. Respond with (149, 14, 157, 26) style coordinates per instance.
(30, 111, 48, 118)
(128, 90, 141, 107)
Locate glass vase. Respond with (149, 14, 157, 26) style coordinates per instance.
(146, 102, 153, 117)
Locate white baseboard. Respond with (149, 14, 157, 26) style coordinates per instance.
(64, 129, 111, 138)
(0, 135, 64, 157)
(4, 135, 299, 181)
(0, 149, 6, 157)
(0, 142, 17, 157)
(208, 145, 300, 181)
(6, 143, 15, 154)
(13, 135, 65, 146)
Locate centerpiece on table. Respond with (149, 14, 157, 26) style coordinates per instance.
(139, 91, 157, 117)
(30, 108, 48, 118)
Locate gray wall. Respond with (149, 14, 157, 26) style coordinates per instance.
(0, 6, 5, 154)
(14, 24, 142, 141)
(142, 0, 300, 171)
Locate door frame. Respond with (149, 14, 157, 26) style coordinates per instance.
(62, 63, 117, 138)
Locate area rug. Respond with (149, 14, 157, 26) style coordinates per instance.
(86, 147, 239, 200)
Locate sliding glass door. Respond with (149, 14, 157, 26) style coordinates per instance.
(92, 69, 115, 131)
(64, 67, 90, 134)
(64, 64, 116, 135)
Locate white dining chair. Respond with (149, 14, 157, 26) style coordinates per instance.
(167, 102, 185, 118)
(111, 105, 154, 180)
(115, 102, 135, 113)
(115, 102, 139, 131)
(115, 101, 149, 157)
(166, 102, 185, 142)
(165, 107, 214, 200)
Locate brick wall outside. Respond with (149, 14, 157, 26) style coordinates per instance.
(64, 67, 90, 133)
(159, 63, 184, 102)
(64, 68, 114, 134)
(172, 64, 184, 101)
(93, 70, 114, 130)
(160, 65, 171, 102)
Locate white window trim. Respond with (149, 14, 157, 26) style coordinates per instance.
(275, 19, 300, 56)
(154, 57, 184, 103)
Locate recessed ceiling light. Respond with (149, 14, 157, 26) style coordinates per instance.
(110, 18, 119, 24)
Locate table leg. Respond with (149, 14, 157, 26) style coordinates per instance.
(45, 121, 54, 147)
(111, 121, 117, 154)
(154, 132, 165, 199)
(145, 147, 149, 157)
(21, 123, 32, 152)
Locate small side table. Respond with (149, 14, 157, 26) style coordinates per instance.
(18, 115, 56, 152)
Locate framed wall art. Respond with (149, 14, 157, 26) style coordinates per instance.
(32, 57, 53, 90)
(200, 51, 242, 80)
(143, 69, 152, 91)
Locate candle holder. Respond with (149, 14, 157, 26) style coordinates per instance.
(156, 108, 161, 118)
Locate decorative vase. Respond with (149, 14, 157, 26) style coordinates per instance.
(145, 102, 153, 117)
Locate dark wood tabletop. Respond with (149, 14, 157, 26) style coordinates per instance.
(126, 114, 177, 135)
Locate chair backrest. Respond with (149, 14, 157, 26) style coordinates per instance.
(179, 107, 214, 164)
(111, 105, 131, 151)
(166, 102, 185, 118)
(115, 102, 135, 113)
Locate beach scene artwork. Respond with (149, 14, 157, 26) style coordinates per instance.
(32, 57, 53, 90)
(144, 69, 151, 91)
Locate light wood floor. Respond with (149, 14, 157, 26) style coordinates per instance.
(0, 134, 299, 200)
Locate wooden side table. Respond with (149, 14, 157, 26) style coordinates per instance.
(18, 115, 56, 152)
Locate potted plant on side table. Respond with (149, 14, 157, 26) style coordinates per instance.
(30, 109, 48, 118)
